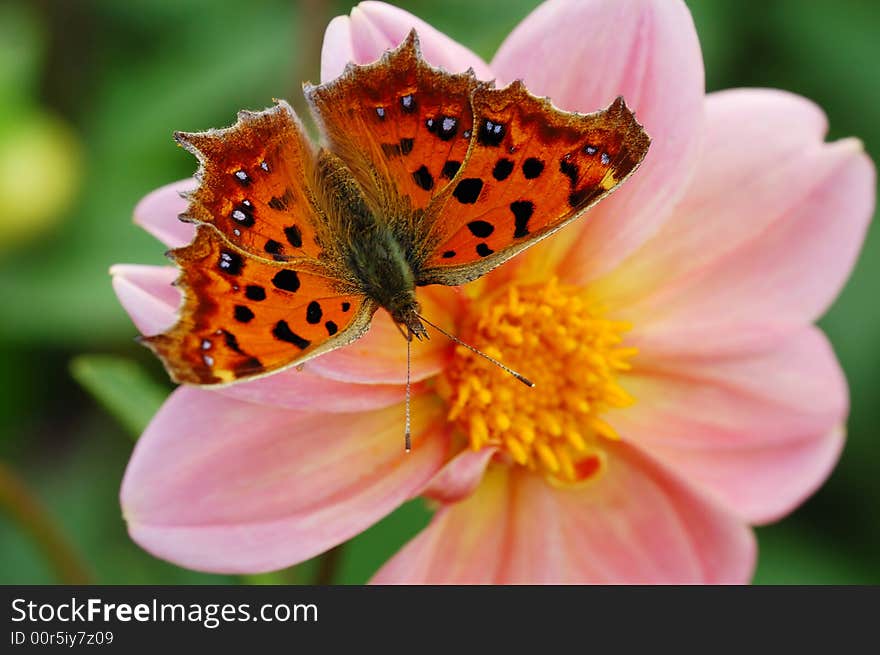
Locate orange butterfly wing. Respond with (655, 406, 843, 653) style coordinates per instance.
(418, 84, 650, 285)
(142, 225, 375, 385)
(176, 101, 326, 262)
(304, 32, 649, 288)
(306, 31, 481, 216)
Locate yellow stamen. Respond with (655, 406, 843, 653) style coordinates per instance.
(505, 436, 529, 465)
(443, 278, 637, 485)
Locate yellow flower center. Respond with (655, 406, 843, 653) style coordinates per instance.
(441, 278, 637, 485)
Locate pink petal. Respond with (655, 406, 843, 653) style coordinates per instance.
(110, 264, 179, 336)
(595, 88, 871, 312)
(373, 447, 754, 584)
(122, 388, 448, 573)
(321, 16, 356, 84)
(492, 0, 705, 281)
(110, 264, 416, 412)
(609, 327, 848, 524)
(321, 1, 493, 83)
(133, 179, 197, 248)
(621, 134, 874, 356)
(421, 447, 496, 504)
(216, 370, 411, 413)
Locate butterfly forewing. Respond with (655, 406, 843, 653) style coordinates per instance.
(418, 84, 650, 285)
(142, 225, 375, 385)
(306, 32, 482, 218)
(175, 101, 327, 263)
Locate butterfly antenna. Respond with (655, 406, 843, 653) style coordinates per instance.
(416, 313, 535, 388)
(405, 328, 412, 453)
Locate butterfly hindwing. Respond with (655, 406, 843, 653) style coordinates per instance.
(418, 84, 650, 285)
(306, 32, 482, 217)
(142, 225, 376, 385)
(175, 101, 327, 263)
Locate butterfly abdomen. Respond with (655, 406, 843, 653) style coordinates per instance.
(345, 229, 426, 340)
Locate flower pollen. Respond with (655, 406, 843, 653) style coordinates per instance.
(443, 278, 636, 485)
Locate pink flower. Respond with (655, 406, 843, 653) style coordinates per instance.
(112, 0, 874, 583)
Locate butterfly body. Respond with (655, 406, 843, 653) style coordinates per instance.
(142, 31, 649, 386)
(314, 148, 427, 337)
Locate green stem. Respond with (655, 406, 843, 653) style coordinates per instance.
(315, 543, 345, 585)
(0, 460, 92, 584)
(239, 569, 297, 585)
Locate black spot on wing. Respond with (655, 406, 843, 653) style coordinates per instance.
(231, 200, 255, 227)
(560, 158, 579, 186)
(510, 201, 534, 238)
(453, 178, 484, 204)
(478, 120, 505, 147)
(269, 188, 294, 212)
(273, 320, 310, 349)
(412, 165, 434, 191)
(234, 305, 254, 323)
(325, 321, 338, 336)
(476, 243, 494, 257)
(522, 158, 545, 179)
(272, 269, 300, 292)
(284, 225, 303, 248)
(400, 94, 416, 113)
(399, 138, 414, 155)
(264, 240, 283, 255)
(268, 196, 287, 211)
(467, 221, 494, 238)
(306, 301, 323, 324)
(441, 160, 461, 179)
(493, 158, 514, 181)
(221, 329, 244, 354)
(436, 116, 458, 141)
(218, 250, 244, 276)
(442, 250, 456, 259)
(245, 285, 266, 301)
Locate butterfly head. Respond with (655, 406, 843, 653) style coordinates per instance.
(389, 299, 429, 341)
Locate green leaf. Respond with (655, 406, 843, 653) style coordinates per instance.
(754, 521, 878, 584)
(239, 565, 305, 586)
(69, 355, 169, 439)
(334, 498, 433, 584)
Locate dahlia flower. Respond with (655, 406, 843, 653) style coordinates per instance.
(111, 0, 874, 583)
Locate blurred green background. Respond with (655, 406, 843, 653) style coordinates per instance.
(0, 0, 877, 585)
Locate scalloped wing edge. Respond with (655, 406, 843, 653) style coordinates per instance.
(171, 100, 329, 264)
(302, 29, 493, 111)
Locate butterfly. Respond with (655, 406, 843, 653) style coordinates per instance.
(141, 30, 650, 437)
